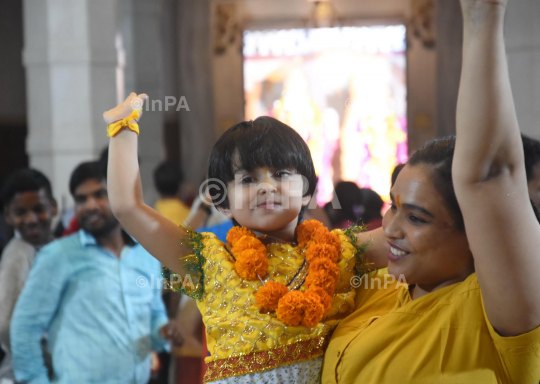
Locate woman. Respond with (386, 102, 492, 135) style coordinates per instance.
(322, 0, 540, 382)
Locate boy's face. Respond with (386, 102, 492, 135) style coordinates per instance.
(4, 188, 57, 246)
(218, 167, 311, 233)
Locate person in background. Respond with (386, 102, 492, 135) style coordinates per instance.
(153, 162, 191, 226)
(0, 169, 57, 383)
(10, 161, 184, 384)
(358, 188, 384, 231)
(522, 134, 540, 208)
(325, 181, 362, 229)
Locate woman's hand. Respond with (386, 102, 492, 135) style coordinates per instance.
(460, 0, 508, 25)
(103, 92, 148, 125)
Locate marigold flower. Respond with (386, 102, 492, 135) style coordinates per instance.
(296, 220, 324, 248)
(276, 291, 305, 326)
(227, 227, 256, 247)
(301, 291, 325, 328)
(235, 248, 268, 280)
(305, 270, 336, 296)
(256, 281, 289, 311)
(309, 258, 340, 282)
(312, 228, 341, 252)
(306, 286, 333, 314)
(232, 236, 266, 255)
(305, 243, 339, 264)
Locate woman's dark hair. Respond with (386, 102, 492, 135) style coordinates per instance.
(154, 162, 183, 196)
(391, 163, 406, 187)
(522, 134, 540, 182)
(207, 116, 317, 224)
(409, 136, 540, 229)
(408, 136, 465, 232)
(69, 161, 105, 196)
(1, 168, 54, 209)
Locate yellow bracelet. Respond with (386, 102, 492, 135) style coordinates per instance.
(107, 109, 141, 137)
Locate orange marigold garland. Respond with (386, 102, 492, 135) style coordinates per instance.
(312, 227, 342, 251)
(276, 291, 305, 326)
(301, 291, 326, 328)
(227, 226, 256, 247)
(228, 220, 344, 328)
(235, 248, 268, 280)
(256, 281, 289, 311)
(232, 236, 266, 254)
(305, 243, 339, 264)
(306, 286, 333, 314)
(296, 220, 324, 248)
(305, 270, 336, 296)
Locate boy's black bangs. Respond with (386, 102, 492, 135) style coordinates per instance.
(208, 117, 317, 207)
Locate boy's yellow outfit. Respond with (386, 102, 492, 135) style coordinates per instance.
(169, 226, 366, 382)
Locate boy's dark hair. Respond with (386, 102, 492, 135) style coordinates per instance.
(154, 162, 183, 196)
(1, 168, 54, 209)
(69, 161, 106, 196)
(408, 136, 465, 232)
(522, 134, 540, 182)
(207, 116, 317, 223)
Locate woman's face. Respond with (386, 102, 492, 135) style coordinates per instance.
(383, 164, 473, 290)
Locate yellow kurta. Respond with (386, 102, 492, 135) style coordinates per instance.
(175, 228, 364, 382)
(322, 268, 540, 384)
(154, 198, 190, 226)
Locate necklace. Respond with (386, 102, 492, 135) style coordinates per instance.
(226, 220, 342, 328)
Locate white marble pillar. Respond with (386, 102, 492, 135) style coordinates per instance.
(178, 0, 216, 187)
(118, 0, 165, 205)
(23, 0, 118, 205)
(504, 0, 540, 140)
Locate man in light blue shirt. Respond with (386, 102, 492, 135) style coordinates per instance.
(10, 161, 184, 384)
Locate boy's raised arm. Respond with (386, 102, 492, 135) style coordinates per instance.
(453, 0, 540, 336)
(104, 93, 193, 275)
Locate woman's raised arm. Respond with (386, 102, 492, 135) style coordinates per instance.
(454, 0, 540, 336)
(104, 93, 193, 274)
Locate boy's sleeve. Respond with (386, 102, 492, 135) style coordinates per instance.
(10, 244, 69, 384)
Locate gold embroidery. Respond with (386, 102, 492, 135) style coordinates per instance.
(196, 230, 358, 370)
(204, 334, 331, 382)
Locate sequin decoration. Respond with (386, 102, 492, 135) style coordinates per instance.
(204, 335, 330, 382)
(187, 229, 364, 369)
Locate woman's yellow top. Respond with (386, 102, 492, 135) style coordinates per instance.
(169, 227, 368, 382)
(322, 268, 540, 384)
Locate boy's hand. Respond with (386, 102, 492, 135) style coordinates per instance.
(159, 320, 186, 347)
(103, 92, 148, 125)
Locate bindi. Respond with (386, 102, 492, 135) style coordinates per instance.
(396, 195, 402, 208)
